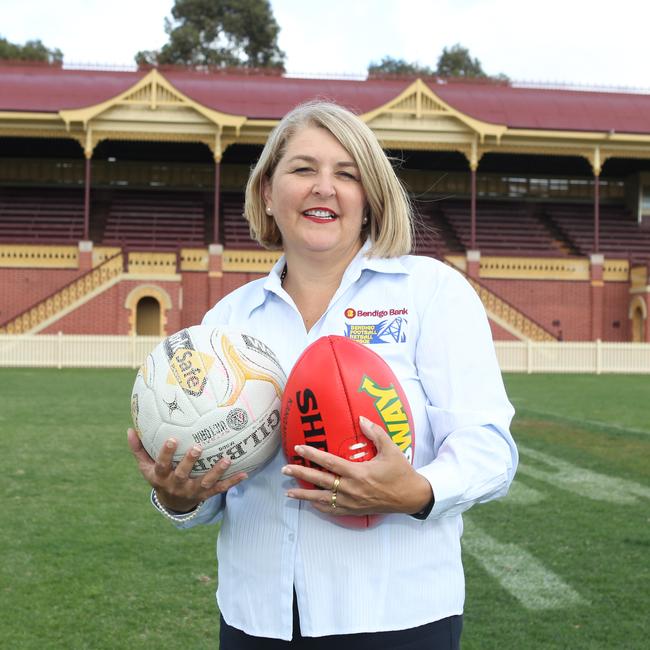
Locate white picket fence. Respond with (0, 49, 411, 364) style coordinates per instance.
(0, 334, 649, 374)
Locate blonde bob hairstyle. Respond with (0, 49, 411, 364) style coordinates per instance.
(244, 100, 414, 257)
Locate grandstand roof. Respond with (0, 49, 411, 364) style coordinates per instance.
(1, 63, 650, 135)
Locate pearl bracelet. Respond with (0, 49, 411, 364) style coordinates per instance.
(151, 489, 205, 523)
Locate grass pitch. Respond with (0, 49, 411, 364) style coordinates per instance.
(1, 369, 648, 649)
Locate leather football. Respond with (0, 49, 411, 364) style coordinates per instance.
(280, 335, 414, 528)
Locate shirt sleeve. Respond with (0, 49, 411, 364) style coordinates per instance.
(414, 267, 518, 519)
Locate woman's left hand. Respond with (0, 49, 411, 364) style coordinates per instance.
(282, 416, 433, 518)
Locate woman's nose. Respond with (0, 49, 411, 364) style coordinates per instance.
(312, 173, 336, 197)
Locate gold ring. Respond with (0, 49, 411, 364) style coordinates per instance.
(330, 492, 337, 509)
(332, 475, 341, 493)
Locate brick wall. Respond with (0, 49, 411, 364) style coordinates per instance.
(2, 266, 641, 341)
(480, 278, 591, 340)
(40, 279, 183, 335)
(602, 283, 632, 341)
(180, 272, 210, 328)
(0, 268, 84, 325)
(488, 320, 519, 341)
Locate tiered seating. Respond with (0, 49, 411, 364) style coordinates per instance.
(0, 187, 85, 243)
(221, 193, 260, 248)
(101, 191, 205, 249)
(440, 199, 567, 256)
(544, 203, 650, 260)
(412, 202, 464, 258)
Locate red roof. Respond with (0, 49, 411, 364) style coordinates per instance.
(1, 63, 650, 135)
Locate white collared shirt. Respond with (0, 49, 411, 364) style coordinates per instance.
(180, 241, 517, 640)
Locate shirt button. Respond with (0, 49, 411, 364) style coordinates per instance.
(288, 533, 295, 542)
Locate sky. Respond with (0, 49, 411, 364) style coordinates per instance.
(1, 0, 649, 91)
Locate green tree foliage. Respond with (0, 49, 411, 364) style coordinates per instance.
(368, 44, 507, 81)
(367, 56, 433, 77)
(136, 0, 285, 70)
(436, 43, 486, 79)
(0, 36, 63, 64)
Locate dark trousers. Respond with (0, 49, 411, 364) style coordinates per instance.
(219, 595, 462, 650)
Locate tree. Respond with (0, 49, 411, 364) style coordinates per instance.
(0, 36, 63, 64)
(367, 56, 433, 77)
(368, 44, 507, 81)
(136, 0, 285, 70)
(436, 43, 486, 79)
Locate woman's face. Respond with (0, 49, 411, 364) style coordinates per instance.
(262, 125, 367, 260)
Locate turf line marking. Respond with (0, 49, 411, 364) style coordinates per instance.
(517, 444, 650, 504)
(515, 407, 650, 437)
(462, 518, 586, 610)
(505, 479, 546, 505)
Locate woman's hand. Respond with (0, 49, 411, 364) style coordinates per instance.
(281, 416, 433, 518)
(127, 428, 248, 513)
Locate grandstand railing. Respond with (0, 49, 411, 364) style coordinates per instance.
(445, 258, 558, 341)
(0, 335, 648, 373)
(466, 277, 557, 341)
(0, 252, 123, 334)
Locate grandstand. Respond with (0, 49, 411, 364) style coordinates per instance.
(0, 62, 648, 342)
(0, 187, 85, 244)
(100, 190, 206, 250)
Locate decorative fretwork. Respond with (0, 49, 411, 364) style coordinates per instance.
(0, 253, 123, 334)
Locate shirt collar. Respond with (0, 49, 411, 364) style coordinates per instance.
(251, 240, 410, 315)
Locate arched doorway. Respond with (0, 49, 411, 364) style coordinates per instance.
(629, 296, 647, 343)
(136, 296, 161, 335)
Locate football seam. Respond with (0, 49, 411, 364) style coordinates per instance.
(329, 337, 372, 528)
(328, 337, 362, 448)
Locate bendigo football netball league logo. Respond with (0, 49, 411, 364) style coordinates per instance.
(358, 375, 413, 462)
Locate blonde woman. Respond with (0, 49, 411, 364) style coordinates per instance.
(129, 100, 517, 649)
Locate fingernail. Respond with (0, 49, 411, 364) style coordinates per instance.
(166, 439, 176, 448)
(359, 416, 369, 426)
(294, 445, 304, 454)
(221, 457, 231, 467)
(281, 466, 292, 475)
(191, 446, 201, 457)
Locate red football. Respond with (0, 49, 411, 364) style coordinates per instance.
(280, 335, 414, 528)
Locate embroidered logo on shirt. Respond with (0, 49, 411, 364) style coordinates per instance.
(344, 317, 407, 344)
(344, 307, 408, 319)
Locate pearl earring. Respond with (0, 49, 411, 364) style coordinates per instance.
(362, 215, 369, 225)
(266, 206, 272, 215)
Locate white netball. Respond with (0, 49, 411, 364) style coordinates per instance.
(131, 326, 286, 478)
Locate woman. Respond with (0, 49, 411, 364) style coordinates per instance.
(128, 100, 517, 649)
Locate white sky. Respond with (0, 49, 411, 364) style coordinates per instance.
(1, 0, 649, 90)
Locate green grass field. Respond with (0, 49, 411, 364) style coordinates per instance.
(1, 369, 648, 649)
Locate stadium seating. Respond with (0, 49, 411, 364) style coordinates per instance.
(0, 187, 85, 243)
(412, 202, 464, 258)
(543, 202, 650, 260)
(438, 199, 569, 256)
(221, 192, 262, 249)
(101, 190, 206, 250)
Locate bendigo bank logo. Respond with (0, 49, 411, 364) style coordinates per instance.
(358, 376, 413, 462)
(344, 308, 356, 319)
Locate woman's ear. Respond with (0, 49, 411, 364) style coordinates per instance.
(262, 176, 272, 210)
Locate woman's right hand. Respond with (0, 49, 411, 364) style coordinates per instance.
(127, 428, 248, 513)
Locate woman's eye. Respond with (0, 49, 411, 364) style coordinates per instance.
(292, 167, 314, 174)
(338, 171, 359, 181)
